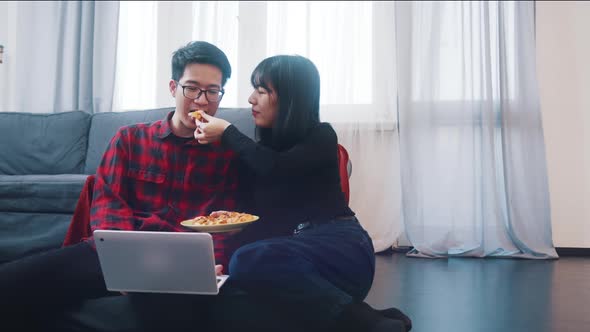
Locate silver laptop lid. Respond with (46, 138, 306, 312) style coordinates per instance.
(94, 230, 227, 295)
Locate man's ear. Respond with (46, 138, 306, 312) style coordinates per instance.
(169, 80, 177, 97)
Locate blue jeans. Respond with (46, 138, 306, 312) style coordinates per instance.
(228, 217, 376, 327)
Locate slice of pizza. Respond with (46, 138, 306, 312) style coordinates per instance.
(188, 111, 204, 121)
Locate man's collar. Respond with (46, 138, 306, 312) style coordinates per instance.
(156, 111, 211, 146)
(156, 111, 221, 148)
(156, 111, 176, 139)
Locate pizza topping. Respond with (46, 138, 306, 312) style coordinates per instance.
(186, 211, 258, 226)
(188, 111, 204, 121)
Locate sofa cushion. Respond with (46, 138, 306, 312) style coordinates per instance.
(0, 212, 71, 263)
(0, 174, 88, 213)
(0, 111, 91, 175)
(84, 108, 173, 174)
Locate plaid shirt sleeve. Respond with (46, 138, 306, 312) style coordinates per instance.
(89, 129, 172, 233)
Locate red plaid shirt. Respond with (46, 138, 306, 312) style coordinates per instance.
(89, 112, 238, 265)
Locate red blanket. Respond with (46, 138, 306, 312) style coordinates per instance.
(337, 144, 351, 204)
(62, 175, 95, 247)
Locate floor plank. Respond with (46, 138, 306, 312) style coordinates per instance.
(365, 253, 590, 332)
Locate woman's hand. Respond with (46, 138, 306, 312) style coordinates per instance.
(194, 111, 231, 144)
(215, 264, 223, 276)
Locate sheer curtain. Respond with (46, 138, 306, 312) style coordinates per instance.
(113, 1, 401, 252)
(0, 1, 119, 113)
(266, 1, 400, 253)
(395, 1, 557, 258)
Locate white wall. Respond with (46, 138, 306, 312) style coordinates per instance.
(0, 1, 17, 112)
(536, 1, 590, 247)
(0, 2, 8, 109)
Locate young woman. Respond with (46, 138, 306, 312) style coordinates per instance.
(195, 55, 412, 332)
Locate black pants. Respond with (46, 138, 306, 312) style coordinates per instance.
(228, 217, 376, 329)
(0, 242, 307, 332)
(0, 242, 110, 329)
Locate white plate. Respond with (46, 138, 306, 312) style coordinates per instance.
(180, 216, 259, 233)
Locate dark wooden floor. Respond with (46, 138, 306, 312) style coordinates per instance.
(365, 253, 590, 332)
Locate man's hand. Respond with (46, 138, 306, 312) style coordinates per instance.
(194, 111, 231, 144)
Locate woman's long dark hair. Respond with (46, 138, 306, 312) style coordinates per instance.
(250, 55, 321, 150)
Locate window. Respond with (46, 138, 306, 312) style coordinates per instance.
(411, 1, 517, 102)
(266, 1, 373, 104)
(113, 1, 158, 110)
(112, 1, 397, 126)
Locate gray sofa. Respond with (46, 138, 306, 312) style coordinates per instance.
(0, 107, 254, 264)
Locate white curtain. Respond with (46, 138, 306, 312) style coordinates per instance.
(113, 1, 401, 252)
(395, 1, 557, 258)
(0, 1, 119, 114)
(266, 1, 400, 253)
(1, 1, 557, 256)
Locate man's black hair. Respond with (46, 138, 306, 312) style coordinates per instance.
(171, 41, 231, 86)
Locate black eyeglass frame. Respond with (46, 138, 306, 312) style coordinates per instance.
(175, 81, 225, 102)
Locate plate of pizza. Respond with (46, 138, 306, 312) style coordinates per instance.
(180, 211, 259, 233)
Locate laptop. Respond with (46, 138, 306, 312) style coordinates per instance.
(94, 230, 229, 295)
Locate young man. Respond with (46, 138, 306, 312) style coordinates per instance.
(89, 41, 238, 266)
(0, 41, 240, 330)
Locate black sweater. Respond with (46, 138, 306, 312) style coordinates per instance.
(222, 122, 355, 241)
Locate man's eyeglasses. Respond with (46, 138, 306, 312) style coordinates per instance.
(175, 81, 224, 103)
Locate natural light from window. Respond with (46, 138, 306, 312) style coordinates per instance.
(113, 1, 375, 112)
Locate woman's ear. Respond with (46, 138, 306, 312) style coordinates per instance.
(169, 80, 177, 97)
